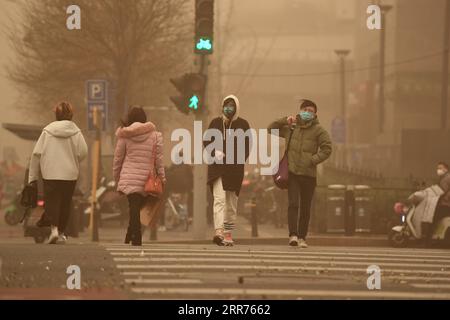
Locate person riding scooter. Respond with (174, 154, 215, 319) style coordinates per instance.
(429, 162, 450, 241)
(405, 161, 450, 247)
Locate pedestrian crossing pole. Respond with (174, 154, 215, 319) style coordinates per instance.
(89, 107, 101, 242)
(192, 54, 208, 240)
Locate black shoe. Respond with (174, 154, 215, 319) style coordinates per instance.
(131, 233, 142, 246)
(213, 235, 225, 246)
(124, 232, 131, 244)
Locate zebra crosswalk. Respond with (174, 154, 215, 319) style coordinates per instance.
(103, 243, 450, 299)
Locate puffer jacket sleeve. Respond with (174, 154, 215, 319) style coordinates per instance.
(268, 117, 289, 138)
(155, 132, 166, 182)
(113, 138, 126, 184)
(311, 128, 332, 165)
(29, 131, 45, 183)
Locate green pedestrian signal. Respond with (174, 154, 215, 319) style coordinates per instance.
(189, 95, 199, 110)
(169, 74, 207, 114)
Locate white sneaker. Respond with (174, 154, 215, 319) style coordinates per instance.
(299, 238, 308, 248)
(57, 234, 67, 244)
(289, 236, 299, 247)
(48, 226, 59, 244)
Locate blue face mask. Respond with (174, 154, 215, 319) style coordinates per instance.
(223, 105, 236, 118)
(299, 111, 315, 122)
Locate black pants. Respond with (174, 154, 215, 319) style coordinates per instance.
(433, 205, 450, 225)
(43, 180, 77, 233)
(127, 193, 146, 235)
(422, 205, 450, 242)
(288, 172, 316, 239)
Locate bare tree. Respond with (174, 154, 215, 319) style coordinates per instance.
(6, 0, 192, 133)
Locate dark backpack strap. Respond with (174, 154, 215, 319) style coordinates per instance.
(286, 126, 294, 152)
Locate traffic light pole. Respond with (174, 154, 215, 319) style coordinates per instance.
(192, 54, 209, 240)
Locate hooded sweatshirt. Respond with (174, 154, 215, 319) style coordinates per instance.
(28, 120, 88, 183)
(203, 95, 251, 195)
(113, 121, 165, 195)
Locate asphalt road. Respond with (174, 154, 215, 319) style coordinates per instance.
(1, 241, 450, 300)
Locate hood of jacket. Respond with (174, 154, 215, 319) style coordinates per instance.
(115, 122, 156, 142)
(222, 94, 240, 122)
(43, 120, 81, 138)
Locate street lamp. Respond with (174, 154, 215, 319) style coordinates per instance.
(378, 4, 393, 134)
(441, 0, 450, 129)
(334, 49, 351, 168)
(334, 49, 351, 119)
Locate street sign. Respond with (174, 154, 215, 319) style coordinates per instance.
(86, 80, 107, 101)
(331, 117, 346, 144)
(86, 80, 108, 131)
(87, 102, 107, 131)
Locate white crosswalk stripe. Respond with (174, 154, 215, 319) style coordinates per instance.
(103, 244, 450, 299)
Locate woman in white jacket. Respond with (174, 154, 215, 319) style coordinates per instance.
(29, 102, 88, 244)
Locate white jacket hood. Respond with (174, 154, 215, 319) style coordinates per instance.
(222, 94, 240, 122)
(43, 120, 81, 138)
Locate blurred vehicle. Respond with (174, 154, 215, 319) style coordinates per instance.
(3, 190, 22, 225)
(164, 193, 190, 231)
(239, 170, 281, 226)
(389, 186, 450, 248)
(84, 177, 128, 227)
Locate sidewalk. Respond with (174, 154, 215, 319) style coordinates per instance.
(0, 210, 390, 247)
(79, 217, 390, 247)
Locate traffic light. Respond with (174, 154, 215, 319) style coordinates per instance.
(169, 73, 207, 114)
(195, 0, 214, 54)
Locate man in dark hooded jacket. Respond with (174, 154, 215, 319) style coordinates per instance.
(204, 95, 251, 246)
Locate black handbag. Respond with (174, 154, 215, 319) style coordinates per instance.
(20, 182, 38, 208)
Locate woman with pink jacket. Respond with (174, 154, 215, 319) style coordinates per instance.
(113, 106, 165, 246)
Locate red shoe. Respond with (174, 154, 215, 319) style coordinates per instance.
(223, 232, 234, 246)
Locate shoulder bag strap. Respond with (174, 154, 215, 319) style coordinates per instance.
(286, 126, 294, 152)
(151, 133, 158, 177)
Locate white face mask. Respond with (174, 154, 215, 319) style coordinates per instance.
(437, 169, 447, 177)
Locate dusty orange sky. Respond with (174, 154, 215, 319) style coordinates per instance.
(0, 0, 35, 164)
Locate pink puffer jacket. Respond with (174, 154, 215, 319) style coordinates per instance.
(113, 122, 165, 195)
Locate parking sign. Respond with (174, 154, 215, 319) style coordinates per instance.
(86, 80, 108, 131)
(87, 80, 107, 101)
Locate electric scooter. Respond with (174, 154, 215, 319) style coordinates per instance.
(388, 185, 450, 248)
